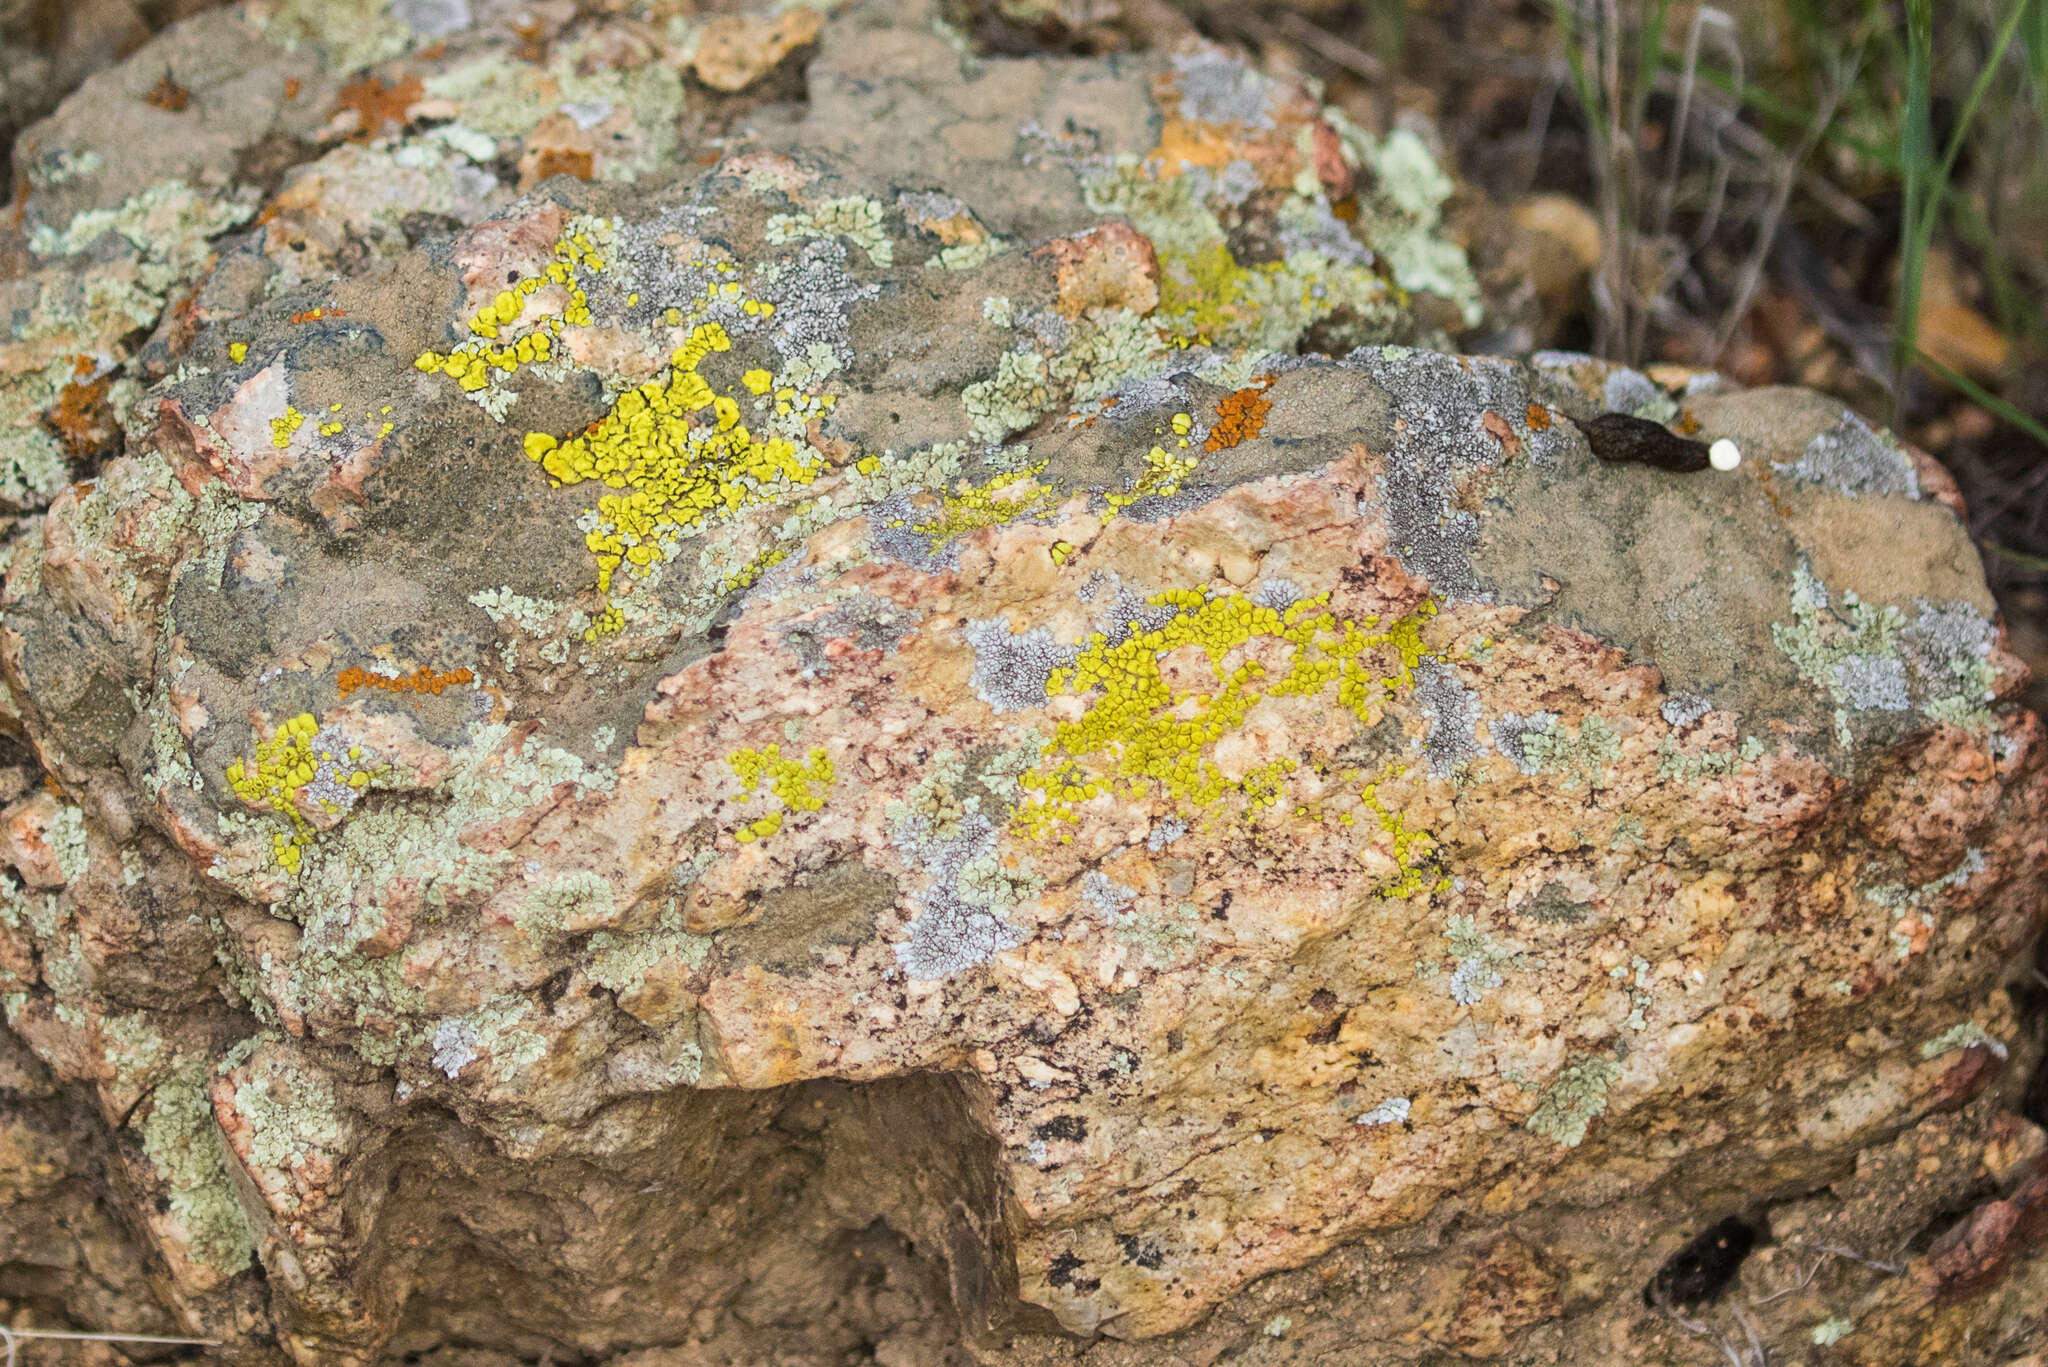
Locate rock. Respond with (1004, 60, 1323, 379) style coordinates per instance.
(3, 2, 2047, 1365)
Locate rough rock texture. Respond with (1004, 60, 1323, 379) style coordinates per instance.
(4, 3, 2048, 1366)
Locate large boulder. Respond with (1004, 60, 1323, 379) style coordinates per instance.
(4, 2, 2046, 1364)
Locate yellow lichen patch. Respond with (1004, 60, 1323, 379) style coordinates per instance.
(1155, 242, 1291, 347)
(270, 407, 306, 449)
(727, 743, 835, 842)
(1357, 766, 1448, 900)
(413, 222, 847, 642)
(228, 341, 249, 364)
(1014, 589, 1436, 837)
(526, 319, 828, 624)
(224, 712, 376, 874)
(413, 224, 596, 389)
(724, 545, 790, 592)
(1104, 443, 1198, 513)
(899, 462, 1061, 545)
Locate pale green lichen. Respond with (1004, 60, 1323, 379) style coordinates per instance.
(100, 1011, 171, 1081)
(47, 802, 89, 884)
(29, 180, 253, 280)
(1865, 846, 1985, 913)
(432, 996, 548, 1080)
(421, 47, 683, 182)
(1918, 1021, 2005, 1060)
(1773, 564, 2003, 745)
(585, 903, 713, 996)
(960, 308, 1163, 442)
(1655, 733, 1767, 781)
(0, 424, 70, 510)
(516, 871, 617, 939)
(0, 871, 61, 942)
(234, 1053, 347, 1178)
(1519, 716, 1621, 790)
(251, 0, 412, 72)
(1525, 1055, 1621, 1148)
(766, 196, 894, 268)
(1113, 899, 1201, 969)
(931, 237, 1011, 270)
(1442, 914, 1525, 1005)
(138, 1061, 257, 1271)
(1811, 1317, 1854, 1347)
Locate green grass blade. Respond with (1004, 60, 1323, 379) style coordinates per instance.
(1917, 349, 2048, 450)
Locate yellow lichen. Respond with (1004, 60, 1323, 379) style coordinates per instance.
(1356, 766, 1448, 900)
(270, 407, 306, 449)
(727, 743, 834, 842)
(1013, 589, 1436, 837)
(224, 712, 376, 874)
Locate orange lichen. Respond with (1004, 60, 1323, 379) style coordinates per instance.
(44, 360, 114, 461)
(524, 146, 595, 184)
(1204, 380, 1274, 453)
(332, 74, 423, 142)
(337, 665, 475, 698)
(1525, 404, 1552, 431)
(290, 307, 344, 325)
(145, 72, 190, 112)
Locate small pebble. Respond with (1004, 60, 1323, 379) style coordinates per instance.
(1709, 438, 1742, 472)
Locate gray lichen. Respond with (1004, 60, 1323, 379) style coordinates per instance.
(1772, 563, 2001, 743)
(965, 618, 1075, 713)
(1415, 661, 1483, 778)
(1659, 694, 1711, 729)
(1489, 711, 1558, 774)
(1774, 413, 1919, 499)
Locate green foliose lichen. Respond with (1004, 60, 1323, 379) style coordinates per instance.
(1519, 716, 1621, 790)
(1525, 1054, 1620, 1148)
(138, 1060, 257, 1271)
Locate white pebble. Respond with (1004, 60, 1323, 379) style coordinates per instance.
(1709, 438, 1742, 472)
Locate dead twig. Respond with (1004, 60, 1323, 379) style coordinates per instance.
(1748, 1253, 1827, 1306)
(1, 1327, 220, 1367)
(1709, 48, 1860, 361)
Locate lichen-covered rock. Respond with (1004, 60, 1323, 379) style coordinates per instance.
(4, 3, 2048, 1365)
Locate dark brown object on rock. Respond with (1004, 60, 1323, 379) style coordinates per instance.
(1574, 410, 1714, 472)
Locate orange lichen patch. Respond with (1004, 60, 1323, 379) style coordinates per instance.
(1035, 224, 1159, 320)
(897, 191, 987, 246)
(1674, 409, 1701, 436)
(1204, 381, 1274, 453)
(520, 142, 596, 189)
(145, 71, 191, 112)
(1752, 461, 1794, 520)
(337, 665, 475, 698)
(1525, 404, 1552, 431)
(43, 361, 115, 461)
(331, 74, 423, 142)
(283, 77, 301, 101)
(289, 307, 345, 325)
(1150, 66, 1326, 191)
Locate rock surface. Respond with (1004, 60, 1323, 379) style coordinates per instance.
(4, 3, 2048, 1366)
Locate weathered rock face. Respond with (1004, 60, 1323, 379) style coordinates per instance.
(4, 3, 2048, 1366)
